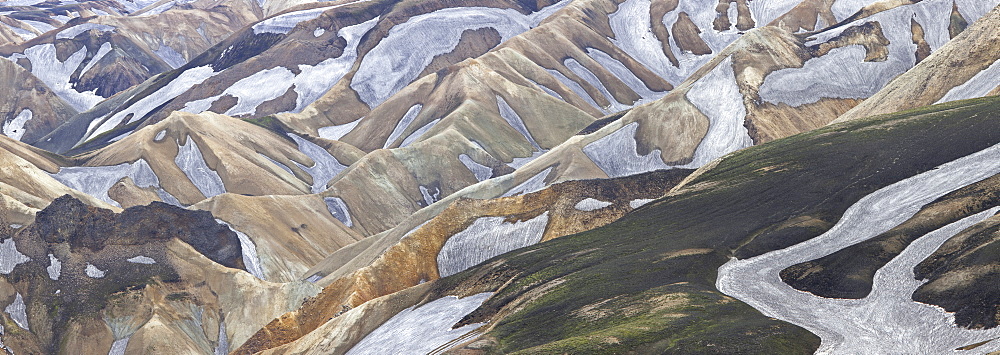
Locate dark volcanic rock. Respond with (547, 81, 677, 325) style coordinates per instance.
(33, 195, 244, 269)
(2, 195, 247, 352)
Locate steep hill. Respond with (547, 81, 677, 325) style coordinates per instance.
(0, 0, 996, 353)
(295, 96, 1000, 354)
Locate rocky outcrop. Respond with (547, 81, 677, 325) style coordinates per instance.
(0, 195, 318, 353)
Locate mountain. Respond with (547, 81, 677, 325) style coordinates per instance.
(224, 3, 1000, 350)
(33, 0, 573, 153)
(0, 0, 998, 353)
(0, 0, 262, 145)
(256, 95, 1000, 354)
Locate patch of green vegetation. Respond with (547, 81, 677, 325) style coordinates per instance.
(165, 292, 192, 302)
(242, 115, 291, 136)
(432, 97, 1000, 353)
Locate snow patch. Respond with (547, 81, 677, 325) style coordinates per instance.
(586, 47, 665, 102)
(86, 263, 106, 278)
(18, 44, 104, 111)
(564, 58, 631, 114)
(214, 320, 228, 355)
(175, 136, 226, 199)
(346, 293, 492, 355)
(384, 104, 423, 148)
(936, 58, 1000, 104)
(217, 219, 265, 280)
(108, 336, 130, 355)
(4, 293, 28, 330)
(0, 0, 43, 5)
(525, 76, 563, 100)
(3, 109, 32, 141)
(717, 141, 1000, 354)
(502, 167, 552, 197)
(47, 254, 61, 280)
(629, 198, 655, 209)
(437, 212, 549, 277)
(581, 59, 751, 176)
(81, 42, 113, 75)
(0, 238, 30, 274)
(291, 17, 379, 112)
(202, 18, 378, 116)
(21, 20, 54, 34)
(609, 0, 675, 83)
(56, 23, 115, 39)
(288, 134, 347, 193)
(51, 159, 167, 207)
(611, 0, 742, 87)
(253, 6, 332, 34)
(317, 118, 361, 140)
(260, 153, 293, 175)
(324, 197, 352, 227)
(583, 122, 672, 178)
(127, 256, 156, 264)
(352, 0, 570, 107)
(497, 95, 541, 149)
(86, 66, 218, 143)
(400, 118, 440, 147)
(224, 66, 297, 117)
(153, 44, 186, 69)
(7, 24, 36, 40)
(764, 1, 959, 107)
(458, 154, 492, 181)
(545, 68, 602, 110)
(683, 56, 752, 167)
(419, 185, 440, 206)
(575, 198, 612, 211)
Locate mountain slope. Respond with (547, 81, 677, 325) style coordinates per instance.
(275, 0, 995, 314)
(0, 136, 114, 226)
(0, 0, 262, 145)
(0, 58, 78, 144)
(235, 169, 691, 353)
(339, 96, 1000, 354)
(40, 0, 571, 153)
(832, 4, 1000, 123)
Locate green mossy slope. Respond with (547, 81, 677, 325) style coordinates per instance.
(429, 96, 1000, 353)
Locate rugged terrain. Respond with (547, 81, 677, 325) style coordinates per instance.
(0, 0, 997, 353)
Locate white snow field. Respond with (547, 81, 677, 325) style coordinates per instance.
(718, 142, 1000, 354)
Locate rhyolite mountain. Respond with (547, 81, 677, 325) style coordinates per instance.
(0, 0, 998, 353)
